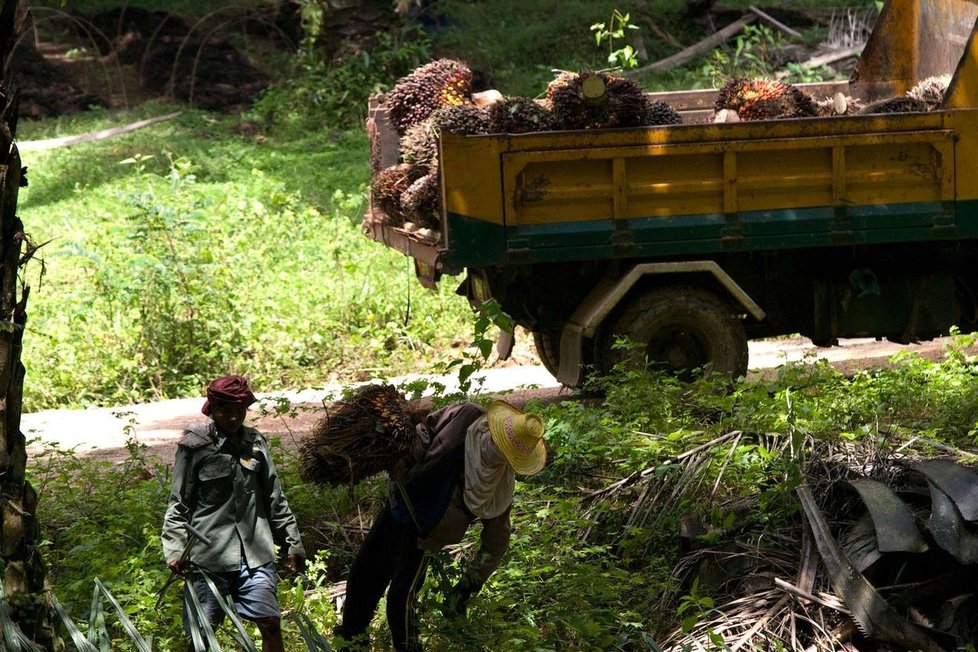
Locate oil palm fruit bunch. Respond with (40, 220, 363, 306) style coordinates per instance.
(548, 70, 648, 129)
(603, 75, 649, 128)
(432, 104, 490, 135)
(400, 120, 440, 171)
(907, 74, 951, 110)
(299, 384, 417, 486)
(486, 96, 554, 134)
(714, 77, 818, 121)
(644, 99, 682, 126)
(401, 172, 441, 230)
(857, 96, 928, 115)
(385, 58, 473, 134)
(371, 163, 426, 226)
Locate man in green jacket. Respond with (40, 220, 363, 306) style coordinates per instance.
(161, 375, 306, 652)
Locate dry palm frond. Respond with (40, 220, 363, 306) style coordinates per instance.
(299, 384, 417, 486)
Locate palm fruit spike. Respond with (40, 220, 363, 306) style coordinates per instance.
(401, 172, 441, 230)
(714, 77, 818, 121)
(486, 97, 554, 134)
(400, 120, 440, 171)
(385, 58, 473, 135)
(371, 163, 426, 226)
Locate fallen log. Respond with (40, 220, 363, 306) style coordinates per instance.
(626, 14, 757, 77)
(19, 111, 182, 151)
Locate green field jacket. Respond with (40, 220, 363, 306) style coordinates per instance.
(161, 420, 305, 573)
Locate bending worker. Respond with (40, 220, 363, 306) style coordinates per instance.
(335, 399, 547, 651)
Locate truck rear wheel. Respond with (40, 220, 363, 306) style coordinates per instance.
(595, 286, 749, 380)
(532, 328, 561, 377)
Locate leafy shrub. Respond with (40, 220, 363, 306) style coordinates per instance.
(251, 19, 432, 132)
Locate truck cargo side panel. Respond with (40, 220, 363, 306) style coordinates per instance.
(494, 129, 956, 263)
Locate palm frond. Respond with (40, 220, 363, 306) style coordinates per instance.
(47, 592, 99, 652)
(94, 578, 152, 652)
(200, 572, 259, 652)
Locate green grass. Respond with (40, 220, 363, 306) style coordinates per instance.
(17, 106, 474, 409)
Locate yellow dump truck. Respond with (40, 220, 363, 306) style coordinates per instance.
(365, 0, 978, 386)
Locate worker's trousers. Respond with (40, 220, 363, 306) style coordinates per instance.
(336, 504, 429, 652)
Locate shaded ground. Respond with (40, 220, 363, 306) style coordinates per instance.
(13, 3, 300, 117)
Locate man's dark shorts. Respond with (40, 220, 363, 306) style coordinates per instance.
(183, 560, 280, 633)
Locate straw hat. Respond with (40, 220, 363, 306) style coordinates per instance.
(486, 400, 546, 476)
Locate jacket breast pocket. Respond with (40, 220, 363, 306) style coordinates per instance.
(198, 460, 233, 504)
(240, 458, 263, 494)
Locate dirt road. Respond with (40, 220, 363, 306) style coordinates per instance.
(22, 336, 961, 465)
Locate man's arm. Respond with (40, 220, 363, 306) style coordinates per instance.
(161, 445, 195, 566)
(446, 506, 512, 617)
(470, 505, 512, 584)
(261, 439, 306, 565)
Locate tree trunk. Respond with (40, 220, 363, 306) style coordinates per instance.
(0, 0, 59, 647)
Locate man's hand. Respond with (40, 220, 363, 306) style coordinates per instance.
(444, 573, 482, 618)
(167, 558, 190, 577)
(288, 553, 307, 573)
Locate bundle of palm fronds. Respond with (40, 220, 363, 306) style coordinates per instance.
(714, 77, 818, 121)
(299, 384, 417, 486)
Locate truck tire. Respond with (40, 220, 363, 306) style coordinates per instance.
(595, 286, 749, 380)
(532, 328, 561, 377)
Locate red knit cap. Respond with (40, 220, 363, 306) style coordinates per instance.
(201, 375, 257, 415)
